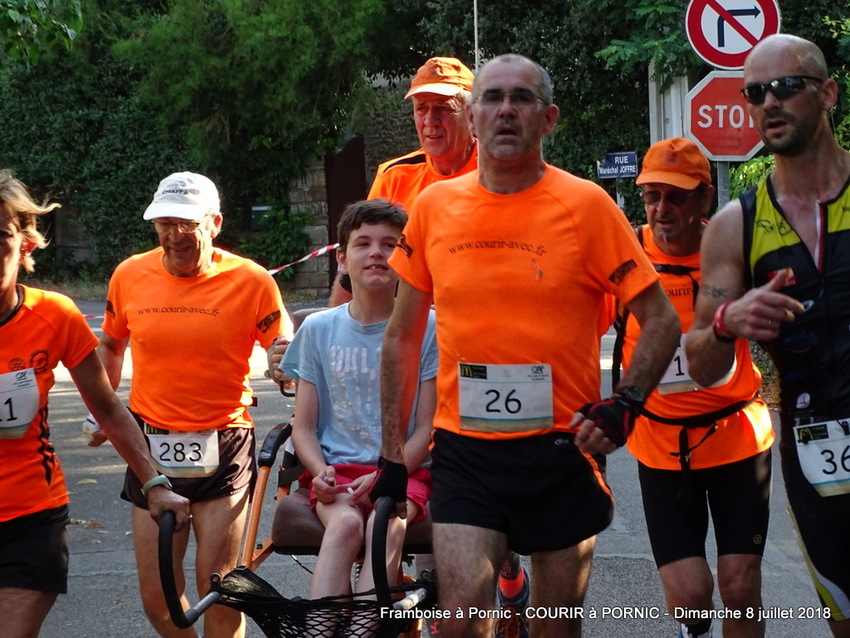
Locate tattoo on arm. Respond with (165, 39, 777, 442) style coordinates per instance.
(702, 285, 732, 300)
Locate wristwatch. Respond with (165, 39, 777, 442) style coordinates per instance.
(615, 384, 647, 409)
(141, 474, 173, 497)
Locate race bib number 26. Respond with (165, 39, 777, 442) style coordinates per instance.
(458, 363, 553, 433)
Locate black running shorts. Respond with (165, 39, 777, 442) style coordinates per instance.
(0, 505, 69, 592)
(122, 423, 257, 508)
(782, 440, 850, 620)
(638, 449, 771, 567)
(429, 429, 612, 554)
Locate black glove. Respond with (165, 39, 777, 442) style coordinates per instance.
(577, 391, 642, 447)
(369, 456, 408, 504)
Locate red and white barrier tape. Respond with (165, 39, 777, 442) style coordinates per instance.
(267, 243, 339, 276)
(78, 244, 339, 321)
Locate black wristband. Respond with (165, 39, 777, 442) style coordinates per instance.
(369, 456, 408, 504)
(613, 384, 646, 411)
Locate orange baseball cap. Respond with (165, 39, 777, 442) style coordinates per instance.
(636, 137, 711, 190)
(405, 57, 475, 99)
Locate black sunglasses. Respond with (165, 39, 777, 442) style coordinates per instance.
(741, 75, 823, 105)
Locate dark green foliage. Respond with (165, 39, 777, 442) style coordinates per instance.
(0, 0, 82, 64)
(0, 2, 191, 278)
(116, 0, 386, 206)
(2, 0, 850, 285)
(235, 207, 312, 280)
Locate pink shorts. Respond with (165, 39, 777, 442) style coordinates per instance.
(302, 464, 431, 523)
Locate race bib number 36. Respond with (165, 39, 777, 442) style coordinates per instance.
(794, 419, 850, 497)
(458, 363, 553, 433)
(145, 425, 220, 478)
(0, 368, 39, 439)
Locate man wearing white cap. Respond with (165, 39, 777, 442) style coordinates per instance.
(96, 172, 292, 638)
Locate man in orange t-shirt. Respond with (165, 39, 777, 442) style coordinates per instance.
(370, 54, 680, 638)
(617, 138, 773, 638)
(98, 172, 291, 638)
(366, 57, 541, 634)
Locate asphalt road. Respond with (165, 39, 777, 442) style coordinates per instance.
(37, 300, 831, 637)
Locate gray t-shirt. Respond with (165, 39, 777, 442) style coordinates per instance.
(282, 303, 438, 466)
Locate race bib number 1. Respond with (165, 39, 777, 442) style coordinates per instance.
(0, 368, 39, 439)
(794, 419, 850, 497)
(658, 338, 736, 395)
(657, 343, 697, 395)
(145, 425, 220, 478)
(458, 363, 553, 433)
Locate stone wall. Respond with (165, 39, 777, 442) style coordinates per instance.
(281, 162, 332, 302)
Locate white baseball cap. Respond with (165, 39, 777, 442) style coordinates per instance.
(143, 172, 220, 221)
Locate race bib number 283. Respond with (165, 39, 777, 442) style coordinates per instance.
(145, 425, 220, 478)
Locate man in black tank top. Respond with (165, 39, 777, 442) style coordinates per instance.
(686, 34, 850, 638)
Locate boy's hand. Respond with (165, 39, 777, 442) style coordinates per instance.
(313, 466, 338, 504)
(346, 472, 376, 506)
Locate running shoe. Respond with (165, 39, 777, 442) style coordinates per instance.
(494, 566, 530, 638)
(677, 622, 713, 638)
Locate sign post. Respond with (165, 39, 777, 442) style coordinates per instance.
(686, 71, 764, 205)
(685, 71, 763, 162)
(596, 152, 638, 180)
(686, 0, 781, 70)
(681, 0, 781, 206)
(597, 152, 638, 209)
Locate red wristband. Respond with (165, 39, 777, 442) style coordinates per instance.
(712, 302, 736, 343)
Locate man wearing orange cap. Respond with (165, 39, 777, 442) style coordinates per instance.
(614, 138, 773, 638)
(326, 56, 478, 307)
(369, 56, 478, 205)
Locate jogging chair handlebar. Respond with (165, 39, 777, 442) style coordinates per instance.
(370, 496, 396, 608)
(258, 422, 292, 468)
(158, 510, 221, 629)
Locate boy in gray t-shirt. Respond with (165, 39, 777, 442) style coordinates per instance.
(281, 199, 437, 602)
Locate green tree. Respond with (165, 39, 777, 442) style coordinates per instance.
(0, 0, 82, 63)
(0, 0, 191, 278)
(115, 0, 395, 208)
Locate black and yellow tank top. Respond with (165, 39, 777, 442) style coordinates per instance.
(742, 175, 850, 427)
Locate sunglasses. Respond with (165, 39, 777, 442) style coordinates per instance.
(741, 75, 823, 105)
(639, 188, 700, 206)
(152, 218, 205, 234)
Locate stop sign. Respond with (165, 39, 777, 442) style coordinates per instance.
(685, 71, 764, 161)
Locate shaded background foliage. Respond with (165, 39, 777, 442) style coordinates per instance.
(0, 0, 848, 282)
(0, 0, 82, 64)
